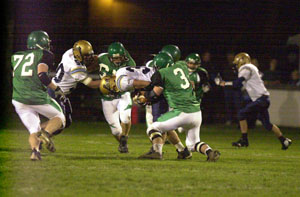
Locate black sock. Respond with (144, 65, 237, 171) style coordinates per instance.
(278, 136, 285, 143)
(242, 133, 248, 140)
(205, 149, 212, 156)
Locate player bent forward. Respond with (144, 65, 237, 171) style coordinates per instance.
(141, 61, 220, 161)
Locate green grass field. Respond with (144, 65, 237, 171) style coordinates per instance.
(0, 120, 299, 196)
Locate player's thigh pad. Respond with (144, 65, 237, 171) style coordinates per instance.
(116, 75, 134, 92)
(102, 99, 122, 136)
(12, 100, 41, 134)
(118, 92, 132, 124)
(36, 98, 66, 128)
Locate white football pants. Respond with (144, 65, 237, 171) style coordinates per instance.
(147, 110, 202, 151)
(12, 99, 66, 134)
(101, 92, 132, 136)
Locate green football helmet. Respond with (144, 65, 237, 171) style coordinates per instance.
(108, 42, 128, 66)
(153, 52, 174, 70)
(185, 53, 201, 72)
(161, 45, 181, 62)
(27, 30, 51, 50)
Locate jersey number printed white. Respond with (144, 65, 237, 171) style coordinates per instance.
(116, 66, 155, 92)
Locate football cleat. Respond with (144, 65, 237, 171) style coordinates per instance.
(30, 149, 41, 161)
(207, 150, 221, 162)
(177, 147, 192, 159)
(281, 138, 292, 150)
(38, 130, 56, 152)
(138, 150, 163, 160)
(118, 136, 129, 153)
(232, 138, 249, 147)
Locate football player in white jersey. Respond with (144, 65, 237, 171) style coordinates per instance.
(219, 52, 292, 150)
(48, 40, 101, 135)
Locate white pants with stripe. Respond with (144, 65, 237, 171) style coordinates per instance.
(12, 99, 66, 134)
(101, 92, 132, 136)
(147, 110, 202, 150)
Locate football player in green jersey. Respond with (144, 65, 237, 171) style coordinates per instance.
(11, 30, 66, 160)
(185, 53, 210, 104)
(97, 42, 136, 153)
(139, 57, 220, 161)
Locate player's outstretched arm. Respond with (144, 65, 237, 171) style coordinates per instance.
(133, 80, 151, 89)
(85, 79, 101, 89)
(37, 63, 65, 97)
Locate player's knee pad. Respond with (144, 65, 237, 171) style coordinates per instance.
(120, 110, 131, 124)
(120, 115, 131, 124)
(148, 129, 162, 141)
(111, 127, 122, 136)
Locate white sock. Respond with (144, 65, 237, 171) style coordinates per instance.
(174, 142, 185, 152)
(153, 143, 163, 154)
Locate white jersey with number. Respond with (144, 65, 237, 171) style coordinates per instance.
(116, 66, 156, 92)
(238, 63, 270, 101)
(52, 49, 90, 94)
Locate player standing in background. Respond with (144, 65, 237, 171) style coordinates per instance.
(98, 42, 136, 153)
(11, 31, 66, 160)
(50, 40, 101, 135)
(185, 53, 210, 104)
(219, 52, 292, 149)
(138, 58, 220, 161)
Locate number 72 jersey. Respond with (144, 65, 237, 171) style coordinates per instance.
(116, 66, 156, 92)
(11, 49, 53, 105)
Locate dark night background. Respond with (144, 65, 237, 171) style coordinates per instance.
(1, 0, 300, 127)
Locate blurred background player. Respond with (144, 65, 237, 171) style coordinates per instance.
(97, 42, 136, 153)
(219, 52, 292, 149)
(11, 30, 66, 160)
(138, 56, 220, 161)
(50, 40, 101, 136)
(185, 53, 210, 105)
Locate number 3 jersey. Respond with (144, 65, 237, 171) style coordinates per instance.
(116, 66, 156, 92)
(152, 61, 200, 113)
(52, 49, 90, 94)
(11, 49, 54, 105)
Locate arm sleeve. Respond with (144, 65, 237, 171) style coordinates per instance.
(150, 71, 164, 88)
(197, 68, 209, 85)
(233, 77, 245, 89)
(41, 50, 55, 70)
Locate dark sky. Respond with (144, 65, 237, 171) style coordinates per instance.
(8, 0, 300, 62)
